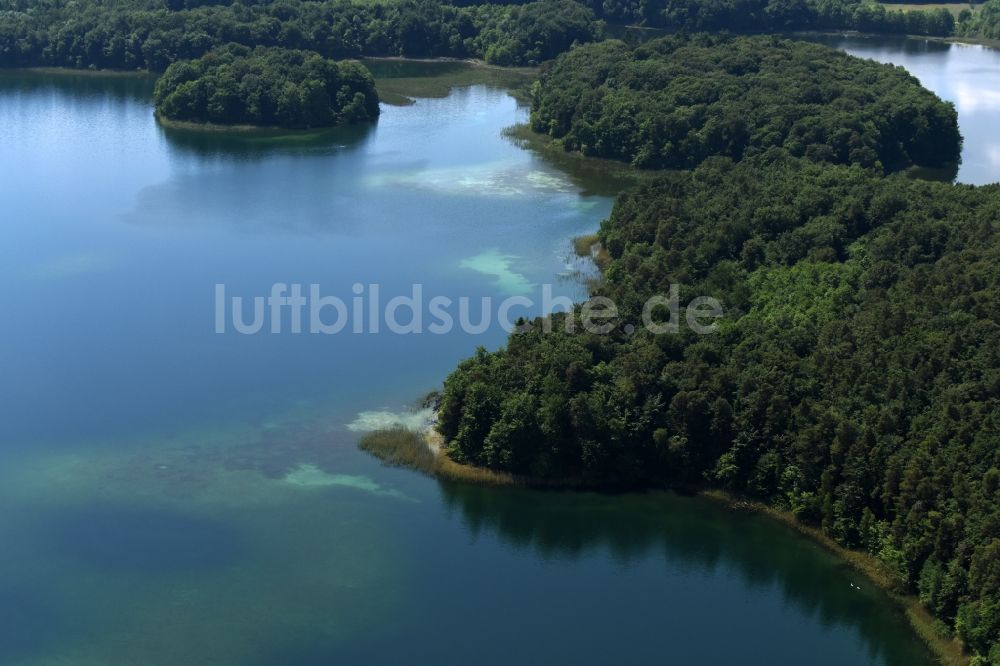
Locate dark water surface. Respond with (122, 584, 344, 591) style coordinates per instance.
(0, 44, 983, 663)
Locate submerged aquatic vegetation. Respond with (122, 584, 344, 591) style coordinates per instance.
(282, 463, 414, 501)
(459, 249, 535, 296)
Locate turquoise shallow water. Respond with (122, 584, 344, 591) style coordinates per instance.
(0, 44, 983, 663)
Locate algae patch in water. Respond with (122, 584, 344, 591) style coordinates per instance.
(346, 408, 434, 432)
(459, 249, 534, 296)
(366, 162, 574, 198)
(282, 464, 414, 502)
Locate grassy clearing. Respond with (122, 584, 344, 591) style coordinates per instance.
(702, 489, 970, 666)
(878, 2, 978, 17)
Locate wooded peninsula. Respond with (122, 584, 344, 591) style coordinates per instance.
(3, 0, 999, 662)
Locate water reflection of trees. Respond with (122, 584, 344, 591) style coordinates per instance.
(0, 70, 155, 102)
(439, 482, 934, 666)
(156, 119, 375, 161)
(806, 33, 952, 57)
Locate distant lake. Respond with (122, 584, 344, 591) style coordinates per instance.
(0, 38, 989, 663)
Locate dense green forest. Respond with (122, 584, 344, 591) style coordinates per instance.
(531, 35, 961, 171)
(0, 0, 967, 74)
(958, 0, 1000, 39)
(0, 0, 598, 69)
(153, 44, 379, 126)
(438, 153, 1000, 661)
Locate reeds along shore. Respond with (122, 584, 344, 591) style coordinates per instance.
(358, 427, 519, 486)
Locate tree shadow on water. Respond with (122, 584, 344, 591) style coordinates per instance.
(156, 119, 376, 162)
(0, 70, 155, 103)
(437, 482, 935, 666)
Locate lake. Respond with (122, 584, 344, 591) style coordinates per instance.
(0, 38, 992, 665)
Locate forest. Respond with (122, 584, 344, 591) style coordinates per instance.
(958, 0, 1000, 39)
(529, 35, 962, 171)
(0, 0, 599, 69)
(0, 0, 972, 74)
(153, 44, 380, 126)
(438, 154, 1000, 662)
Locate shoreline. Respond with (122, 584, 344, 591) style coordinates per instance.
(424, 428, 601, 488)
(933, 33, 1000, 49)
(362, 55, 538, 75)
(360, 425, 970, 666)
(360, 426, 633, 489)
(368, 59, 536, 106)
(792, 28, 1000, 50)
(501, 123, 654, 197)
(700, 490, 969, 666)
(153, 111, 354, 135)
(1, 66, 153, 78)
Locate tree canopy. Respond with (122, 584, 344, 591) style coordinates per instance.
(958, 0, 1000, 40)
(153, 44, 379, 127)
(0, 0, 962, 74)
(439, 154, 1000, 661)
(0, 0, 599, 70)
(530, 35, 961, 171)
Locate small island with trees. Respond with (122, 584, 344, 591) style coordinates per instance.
(153, 44, 380, 129)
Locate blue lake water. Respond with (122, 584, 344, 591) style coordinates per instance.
(1, 38, 992, 663)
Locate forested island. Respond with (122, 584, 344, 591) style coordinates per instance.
(153, 45, 379, 127)
(530, 35, 961, 170)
